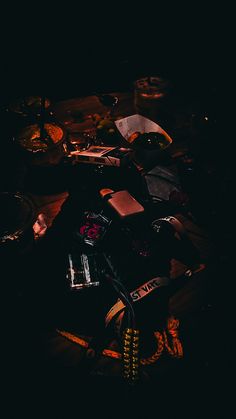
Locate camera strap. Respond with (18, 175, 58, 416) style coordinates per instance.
(105, 276, 170, 327)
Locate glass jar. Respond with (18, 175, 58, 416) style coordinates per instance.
(134, 76, 169, 122)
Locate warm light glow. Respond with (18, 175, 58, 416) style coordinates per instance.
(140, 92, 164, 99)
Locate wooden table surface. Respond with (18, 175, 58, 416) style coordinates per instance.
(52, 92, 136, 133)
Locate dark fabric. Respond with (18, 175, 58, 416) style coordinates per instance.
(143, 164, 181, 201)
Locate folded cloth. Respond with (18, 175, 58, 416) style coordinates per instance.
(143, 165, 181, 202)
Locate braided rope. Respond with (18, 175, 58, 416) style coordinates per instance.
(163, 317, 183, 358)
(140, 331, 165, 366)
(102, 349, 122, 359)
(56, 315, 183, 365)
(56, 329, 89, 348)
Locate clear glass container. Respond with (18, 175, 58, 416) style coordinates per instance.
(134, 76, 169, 121)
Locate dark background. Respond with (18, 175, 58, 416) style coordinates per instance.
(0, 5, 226, 103)
(0, 7, 233, 417)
